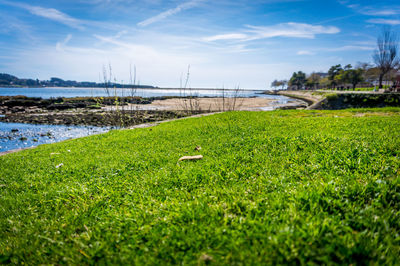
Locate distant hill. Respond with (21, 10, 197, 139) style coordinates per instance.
(0, 73, 155, 89)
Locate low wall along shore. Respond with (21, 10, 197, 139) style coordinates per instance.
(277, 91, 400, 110)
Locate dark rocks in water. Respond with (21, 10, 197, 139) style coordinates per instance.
(33, 138, 38, 142)
(19, 137, 27, 141)
(11, 128, 19, 132)
(0, 96, 194, 127)
(47, 102, 87, 110)
(0, 95, 179, 113)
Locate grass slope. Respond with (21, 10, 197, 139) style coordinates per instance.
(1, 109, 400, 264)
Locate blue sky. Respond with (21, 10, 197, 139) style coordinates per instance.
(0, 0, 399, 89)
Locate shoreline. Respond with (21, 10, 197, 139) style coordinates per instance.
(1, 86, 267, 91)
(0, 95, 303, 127)
(0, 112, 220, 157)
(0, 95, 305, 155)
(0, 146, 35, 156)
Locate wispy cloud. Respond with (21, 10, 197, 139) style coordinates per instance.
(29, 7, 84, 30)
(315, 14, 357, 25)
(204, 33, 248, 42)
(137, 0, 204, 27)
(326, 45, 374, 52)
(294, 44, 374, 55)
(367, 18, 400, 25)
(360, 8, 399, 16)
(56, 34, 72, 51)
(0, 0, 85, 30)
(297, 50, 315, 55)
(339, 1, 400, 17)
(204, 22, 340, 42)
(246, 23, 340, 39)
(0, 14, 36, 41)
(93, 34, 131, 48)
(0, 0, 126, 31)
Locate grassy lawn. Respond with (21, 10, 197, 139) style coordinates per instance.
(1, 108, 400, 264)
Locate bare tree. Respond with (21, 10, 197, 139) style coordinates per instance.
(373, 27, 400, 88)
(129, 63, 137, 98)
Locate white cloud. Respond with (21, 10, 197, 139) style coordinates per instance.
(327, 45, 374, 52)
(56, 34, 72, 51)
(0, 0, 125, 31)
(340, 2, 400, 16)
(0, 1, 85, 30)
(367, 18, 400, 25)
(204, 22, 340, 42)
(297, 50, 315, 55)
(28, 6, 84, 30)
(360, 9, 399, 16)
(137, 0, 203, 27)
(203, 33, 248, 42)
(246, 23, 340, 39)
(2, 34, 295, 89)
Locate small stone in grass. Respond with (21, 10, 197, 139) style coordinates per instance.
(194, 146, 201, 151)
(56, 163, 64, 168)
(199, 254, 213, 263)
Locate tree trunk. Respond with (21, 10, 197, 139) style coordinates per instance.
(379, 73, 384, 88)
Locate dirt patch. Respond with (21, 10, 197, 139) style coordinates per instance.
(352, 112, 393, 117)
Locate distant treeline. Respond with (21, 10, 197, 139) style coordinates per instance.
(0, 73, 155, 89)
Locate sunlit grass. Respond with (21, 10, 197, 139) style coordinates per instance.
(1, 108, 399, 264)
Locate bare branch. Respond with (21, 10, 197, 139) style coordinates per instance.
(373, 27, 399, 88)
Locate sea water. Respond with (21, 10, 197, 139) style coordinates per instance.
(0, 87, 279, 99)
(0, 122, 112, 153)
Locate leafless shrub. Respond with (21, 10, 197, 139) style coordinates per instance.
(215, 85, 244, 111)
(179, 65, 201, 114)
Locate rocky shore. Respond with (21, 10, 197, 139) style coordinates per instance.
(0, 94, 312, 127)
(0, 96, 194, 127)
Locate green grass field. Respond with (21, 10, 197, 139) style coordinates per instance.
(1, 109, 400, 264)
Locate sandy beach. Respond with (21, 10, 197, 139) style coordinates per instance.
(127, 97, 276, 111)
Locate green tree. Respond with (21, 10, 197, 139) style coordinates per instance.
(356, 62, 379, 86)
(289, 71, 306, 90)
(343, 68, 364, 90)
(271, 80, 280, 89)
(271, 79, 288, 90)
(328, 64, 343, 89)
(306, 72, 322, 90)
(280, 80, 288, 90)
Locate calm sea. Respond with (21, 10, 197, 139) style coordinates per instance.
(0, 87, 273, 99)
